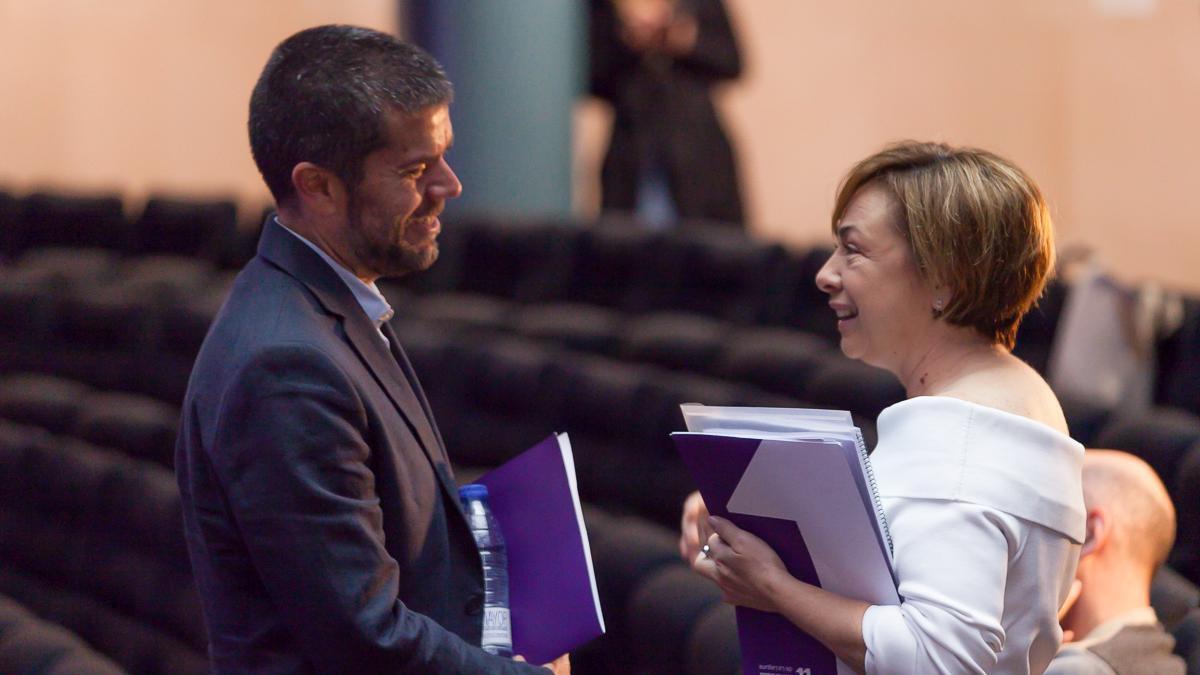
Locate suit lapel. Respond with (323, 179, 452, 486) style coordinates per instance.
(381, 321, 450, 458)
(255, 217, 459, 501)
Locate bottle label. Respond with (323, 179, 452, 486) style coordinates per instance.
(481, 607, 512, 649)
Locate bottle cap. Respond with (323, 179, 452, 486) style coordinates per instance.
(458, 483, 489, 500)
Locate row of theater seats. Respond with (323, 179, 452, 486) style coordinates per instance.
(0, 419, 207, 673)
(2, 190, 1200, 671)
(2, 379, 1198, 674)
(0, 594, 125, 674)
(387, 215, 1200, 419)
(0, 190, 254, 269)
(3, 188, 1198, 417)
(1, 217, 1199, 568)
(2, 224, 1198, 558)
(0, 382, 743, 674)
(3, 291, 1200, 576)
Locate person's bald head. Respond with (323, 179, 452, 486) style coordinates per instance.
(1083, 449, 1176, 573)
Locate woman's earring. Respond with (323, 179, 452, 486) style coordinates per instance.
(932, 298, 945, 317)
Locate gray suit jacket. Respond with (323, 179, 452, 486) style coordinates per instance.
(176, 218, 541, 673)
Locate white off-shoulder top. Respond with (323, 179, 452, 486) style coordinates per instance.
(860, 396, 1086, 675)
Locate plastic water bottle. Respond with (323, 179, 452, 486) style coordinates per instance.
(459, 484, 513, 658)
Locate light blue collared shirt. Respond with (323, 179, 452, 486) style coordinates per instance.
(277, 218, 395, 348)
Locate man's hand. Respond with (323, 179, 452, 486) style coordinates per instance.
(515, 653, 569, 673)
(542, 653, 570, 674)
(679, 490, 711, 563)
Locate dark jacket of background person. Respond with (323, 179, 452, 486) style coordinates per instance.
(589, 0, 746, 224)
(175, 219, 535, 673)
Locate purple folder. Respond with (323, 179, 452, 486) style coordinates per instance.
(478, 433, 605, 664)
(673, 430, 898, 675)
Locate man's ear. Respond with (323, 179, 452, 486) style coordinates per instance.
(290, 162, 347, 216)
(1080, 507, 1109, 558)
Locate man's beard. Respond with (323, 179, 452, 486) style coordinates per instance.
(345, 196, 439, 279)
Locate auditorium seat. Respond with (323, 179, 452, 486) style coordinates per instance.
(626, 565, 723, 674)
(375, 279, 415, 314)
(684, 603, 739, 675)
(512, 302, 625, 356)
(1013, 277, 1067, 375)
(566, 223, 667, 312)
(453, 217, 579, 303)
(0, 429, 209, 672)
(389, 318, 468, 444)
(0, 594, 127, 675)
(131, 196, 237, 260)
(581, 508, 684, 674)
(1093, 407, 1200, 495)
(1172, 444, 1200, 584)
(15, 191, 129, 255)
(0, 249, 118, 359)
(1059, 393, 1112, 447)
(620, 312, 729, 374)
(638, 370, 754, 451)
(616, 370, 757, 524)
(440, 337, 565, 468)
(552, 356, 660, 512)
(9, 247, 118, 286)
(0, 190, 19, 260)
(0, 569, 208, 675)
(0, 374, 92, 435)
(802, 355, 906, 420)
(217, 213, 265, 271)
(390, 317, 452, 384)
(1158, 297, 1200, 417)
(765, 245, 839, 343)
(654, 224, 786, 323)
(410, 292, 512, 334)
(118, 255, 215, 299)
(1154, 566, 1200, 631)
(159, 271, 236, 361)
(714, 325, 834, 400)
(71, 392, 180, 468)
(0, 422, 46, 510)
(0, 249, 121, 356)
(1173, 608, 1200, 675)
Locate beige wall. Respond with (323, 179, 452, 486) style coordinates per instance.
(719, 0, 1200, 292)
(579, 0, 1200, 291)
(0, 0, 395, 214)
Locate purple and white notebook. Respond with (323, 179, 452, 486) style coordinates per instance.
(672, 405, 900, 675)
(478, 433, 605, 664)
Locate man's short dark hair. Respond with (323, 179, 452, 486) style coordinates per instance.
(249, 25, 453, 205)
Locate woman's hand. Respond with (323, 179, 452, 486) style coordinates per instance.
(679, 490, 712, 563)
(691, 516, 790, 613)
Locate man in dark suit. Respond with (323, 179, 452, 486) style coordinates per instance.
(175, 25, 564, 674)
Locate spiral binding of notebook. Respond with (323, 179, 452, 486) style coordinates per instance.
(853, 428, 894, 557)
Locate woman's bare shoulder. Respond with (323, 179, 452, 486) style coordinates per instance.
(939, 356, 1068, 434)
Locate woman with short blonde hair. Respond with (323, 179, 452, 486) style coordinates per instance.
(681, 141, 1084, 674)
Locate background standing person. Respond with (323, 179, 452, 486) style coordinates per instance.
(680, 142, 1085, 673)
(1047, 450, 1186, 674)
(175, 25, 565, 674)
(589, 0, 745, 227)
